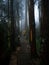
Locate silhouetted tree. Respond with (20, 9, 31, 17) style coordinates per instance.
(40, 0, 49, 65)
(29, 0, 36, 58)
(9, 0, 16, 50)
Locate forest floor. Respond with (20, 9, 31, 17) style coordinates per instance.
(9, 46, 41, 65)
(9, 35, 41, 65)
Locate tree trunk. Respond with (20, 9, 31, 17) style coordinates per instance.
(29, 0, 36, 58)
(10, 0, 15, 50)
(40, 0, 49, 65)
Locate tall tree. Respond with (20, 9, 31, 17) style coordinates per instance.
(29, 0, 36, 57)
(10, 0, 15, 50)
(40, 0, 49, 65)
